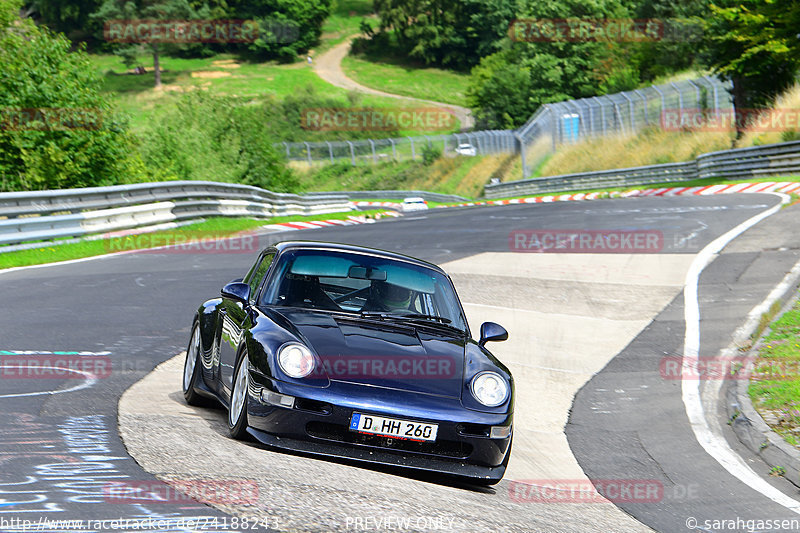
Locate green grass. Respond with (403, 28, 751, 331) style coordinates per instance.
(0, 211, 386, 269)
(341, 55, 470, 107)
(94, 53, 399, 130)
(316, 0, 374, 53)
(94, 52, 462, 134)
(749, 292, 800, 449)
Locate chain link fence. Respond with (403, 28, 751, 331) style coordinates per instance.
(278, 76, 733, 179)
(516, 76, 734, 178)
(277, 130, 518, 166)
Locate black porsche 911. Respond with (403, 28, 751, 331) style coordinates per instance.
(182, 241, 513, 484)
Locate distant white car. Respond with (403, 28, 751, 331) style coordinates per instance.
(455, 143, 477, 156)
(401, 197, 429, 212)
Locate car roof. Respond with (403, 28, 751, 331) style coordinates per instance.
(268, 241, 446, 274)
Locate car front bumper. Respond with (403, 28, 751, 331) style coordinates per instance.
(246, 374, 513, 483)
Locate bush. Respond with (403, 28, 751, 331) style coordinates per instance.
(421, 144, 442, 166)
(137, 91, 297, 191)
(0, 0, 142, 191)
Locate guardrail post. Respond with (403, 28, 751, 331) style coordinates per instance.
(369, 139, 376, 164)
(408, 136, 416, 161)
(325, 141, 334, 164)
(347, 141, 355, 166)
(390, 138, 396, 161)
(303, 142, 312, 166)
(283, 142, 290, 159)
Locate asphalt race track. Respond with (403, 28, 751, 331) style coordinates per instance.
(1, 194, 799, 533)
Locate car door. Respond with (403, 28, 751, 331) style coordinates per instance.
(218, 251, 275, 396)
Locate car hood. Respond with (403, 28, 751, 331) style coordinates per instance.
(273, 309, 465, 398)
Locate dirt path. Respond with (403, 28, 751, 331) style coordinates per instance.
(312, 38, 474, 131)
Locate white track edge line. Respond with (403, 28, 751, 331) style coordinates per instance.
(682, 192, 800, 512)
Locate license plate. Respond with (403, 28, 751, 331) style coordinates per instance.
(349, 413, 438, 442)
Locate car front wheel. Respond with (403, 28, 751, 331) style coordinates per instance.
(228, 349, 251, 440)
(182, 324, 205, 405)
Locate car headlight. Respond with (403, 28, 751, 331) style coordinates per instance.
(277, 343, 315, 378)
(470, 371, 509, 407)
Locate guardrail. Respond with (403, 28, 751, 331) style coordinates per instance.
(309, 190, 468, 203)
(0, 181, 352, 248)
(484, 140, 800, 198)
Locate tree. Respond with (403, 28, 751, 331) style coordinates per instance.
(24, 0, 103, 42)
(0, 0, 143, 191)
(467, 0, 631, 129)
(230, 0, 331, 62)
(137, 92, 297, 191)
(701, 0, 799, 135)
(91, 0, 202, 87)
(369, 0, 516, 70)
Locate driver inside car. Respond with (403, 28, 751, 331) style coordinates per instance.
(364, 280, 412, 312)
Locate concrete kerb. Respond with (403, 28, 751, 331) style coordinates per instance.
(727, 281, 800, 489)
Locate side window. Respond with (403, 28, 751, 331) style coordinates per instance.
(247, 253, 274, 303)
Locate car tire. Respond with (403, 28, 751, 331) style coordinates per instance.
(228, 348, 252, 440)
(182, 324, 205, 406)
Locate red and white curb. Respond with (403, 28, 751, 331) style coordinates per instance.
(624, 181, 800, 197)
(263, 182, 800, 234)
(440, 181, 800, 208)
(354, 201, 403, 209)
(263, 211, 400, 232)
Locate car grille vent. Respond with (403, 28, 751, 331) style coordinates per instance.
(294, 398, 331, 415)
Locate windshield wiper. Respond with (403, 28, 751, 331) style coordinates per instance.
(360, 311, 464, 334)
(361, 311, 451, 323)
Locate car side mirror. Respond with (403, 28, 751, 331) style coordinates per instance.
(221, 281, 250, 303)
(479, 322, 508, 347)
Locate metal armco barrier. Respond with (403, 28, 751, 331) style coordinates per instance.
(484, 140, 800, 198)
(0, 181, 352, 248)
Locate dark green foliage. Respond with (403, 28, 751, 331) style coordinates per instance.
(421, 143, 441, 165)
(468, 0, 631, 129)
(366, 0, 516, 70)
(137, 91, 297, 191)
(226, 0, 331, 62)
(701, 0, 799, 119)
(0, 0, 143, 191)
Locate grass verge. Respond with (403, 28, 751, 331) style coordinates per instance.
(0, 211, 386, 270)
(340, 54, 469, 107)
(749, 293, 800, 449)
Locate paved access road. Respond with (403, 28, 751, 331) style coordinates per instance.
(1, 194, 796, 532)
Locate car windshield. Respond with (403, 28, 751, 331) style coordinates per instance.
(262, 249, 467, 332)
